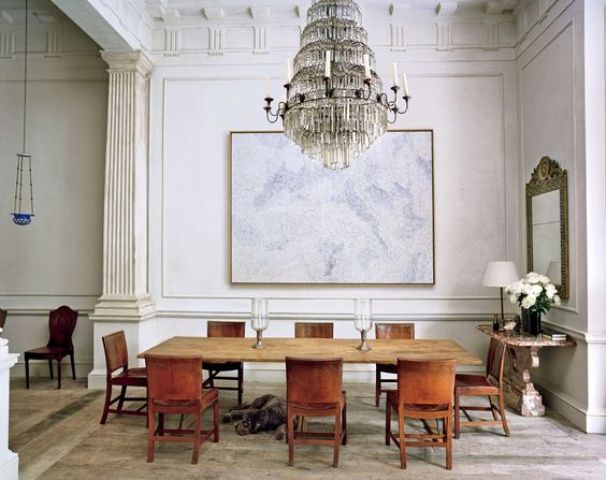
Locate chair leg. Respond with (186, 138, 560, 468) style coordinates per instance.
(332, 412, 341, 467)
(454, 393, 461, 439)
(25, 358, 30, 389)
(100, 382, 112, 424)
(147, 409, 155, 463)
(117, 385, 127, 412)
(57, 358, 62, 390)
(375, 368, 381, 407)
(342, 398, 347, 446)
(70, 352, 76, 380)
(159, 414, 165, 436)
(445, 411, 453, 470)
(48, 359, 54, 379)
(191, 410, 201, 465)
(385, 400, 391, 445)
(287, 410, 295, 466)
(213, 399, 220, 442)
(498, 394, 510, 437)
(398, 409, 406, 469)
(238, 364, 244, 405)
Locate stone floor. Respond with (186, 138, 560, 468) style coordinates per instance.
(9, 377, 606, 479)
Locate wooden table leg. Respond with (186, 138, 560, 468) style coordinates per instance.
(503, 346, 545, 417)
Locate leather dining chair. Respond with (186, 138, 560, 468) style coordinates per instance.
(374, 323, 415, 407)
(24, 305, 78, 389)
(202, 321, 246, 405)
(294, 322, 334, 338)
(100, 331, 147, 424)
(385, 358, 456, 470)
(454, 338, 510, 438)
(145, 354, 220, 464)
(285, 356, 347, 467)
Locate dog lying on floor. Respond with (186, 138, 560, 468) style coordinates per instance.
(222, 394, 296, 440)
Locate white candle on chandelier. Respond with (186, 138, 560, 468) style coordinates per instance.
(325, 50, 332, 78)
(392, 62, 399, 86)
(363, 53, 371, 79)
(264, 76, 271, 98)
(287, 58, 293, 83)
(402, 73, 410, 97)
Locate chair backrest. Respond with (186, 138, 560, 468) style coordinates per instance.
(375, 322, 415, 340)
(294, 322, 334, 338)
(102, 331, 129, 375)
(396, 358, 456, 406)
(47, 306, 78, 349)
(145, 354, 203, 403)
(0, 308, 6, 330)
(486, 338, 507, 388)
(286, 357, 343, 405)
(207, 321, 245, 338)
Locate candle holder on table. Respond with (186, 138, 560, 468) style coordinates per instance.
(354, 298, 373, 352)
(251, 298, 269, 349)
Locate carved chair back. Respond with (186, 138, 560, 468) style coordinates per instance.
(286, 357, 343, 405)
(396, 358, 456, 406)
(375, 322, 415, 340)
(294, 322, 334, 339)
(207, 321, 245, 338)
(146, 354, 203, 403)
(47, 306, 78, 350)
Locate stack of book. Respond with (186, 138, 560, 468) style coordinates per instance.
(541, 330, 567, 341)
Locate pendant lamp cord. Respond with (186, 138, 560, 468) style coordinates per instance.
(22, 0, 28, 153)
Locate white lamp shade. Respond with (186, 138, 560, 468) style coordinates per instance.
(482, 261, 519, 287)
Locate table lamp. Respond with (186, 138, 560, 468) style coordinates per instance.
(482, 261, 519, 329)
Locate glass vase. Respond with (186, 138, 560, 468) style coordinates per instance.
(521, 308, 541, 336)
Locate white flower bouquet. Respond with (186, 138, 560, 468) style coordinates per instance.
(504, 272, 561, 314)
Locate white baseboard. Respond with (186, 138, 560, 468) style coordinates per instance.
(0, 451, 18, 480)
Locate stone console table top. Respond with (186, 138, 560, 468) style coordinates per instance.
(477, 324, 575, 417)
(476, 325, 576, 348)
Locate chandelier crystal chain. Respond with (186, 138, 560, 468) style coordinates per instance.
(264, 0, 411, 169)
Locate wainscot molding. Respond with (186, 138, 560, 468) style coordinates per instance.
(541, 320, 606, 346)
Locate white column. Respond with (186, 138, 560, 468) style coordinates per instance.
(88, 51, 156, 389)
(0, 338, 19, 480)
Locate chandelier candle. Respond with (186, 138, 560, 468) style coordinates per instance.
(392, 63, 399, 86)
(263, 0, 412, 170)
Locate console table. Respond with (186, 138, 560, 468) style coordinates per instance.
(477, 325, 576, 417)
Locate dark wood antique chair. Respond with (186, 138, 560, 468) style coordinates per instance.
(454, 338, 510, 438)
(0, 308, 6, 330)
(374, 323, 415, 407)
(145, 354, 220, 464)
(294, 322, 334, 338)
(24, 305, 78, 389)
(202, 321, 245, 404)
(100, 331, 147, 424)
(285, 357, 347, 467)
(386, 358, 456, 470)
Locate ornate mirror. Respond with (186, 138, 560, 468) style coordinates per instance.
(526, 157, 569, 299)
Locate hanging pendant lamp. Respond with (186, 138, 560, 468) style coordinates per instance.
(12, 0, 35, 226)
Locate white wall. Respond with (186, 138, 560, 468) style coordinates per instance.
(0, 8, 107, 378)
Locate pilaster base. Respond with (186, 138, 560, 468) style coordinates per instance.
(92, 295, 155, 319)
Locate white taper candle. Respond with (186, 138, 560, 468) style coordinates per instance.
(325, 50, 332, 78)
(392, 63, 399, 86)
(402, 73, 409, 96)
(287, 58, 292, 83)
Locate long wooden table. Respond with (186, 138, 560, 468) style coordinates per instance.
(138, 337, 482, 365)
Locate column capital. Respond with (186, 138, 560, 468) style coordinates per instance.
(100, 50, 153, 76)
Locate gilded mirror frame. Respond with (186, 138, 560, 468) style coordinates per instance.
(526, 156, 569, 299)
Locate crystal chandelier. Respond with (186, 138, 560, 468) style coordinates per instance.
(264, 0, 411, 170)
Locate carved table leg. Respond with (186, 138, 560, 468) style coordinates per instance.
(503, 346, 545, 417)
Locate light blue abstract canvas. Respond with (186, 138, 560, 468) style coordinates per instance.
(230, 131, 434, 284)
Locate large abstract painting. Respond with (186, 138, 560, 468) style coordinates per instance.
(230, 130, 434, 284)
